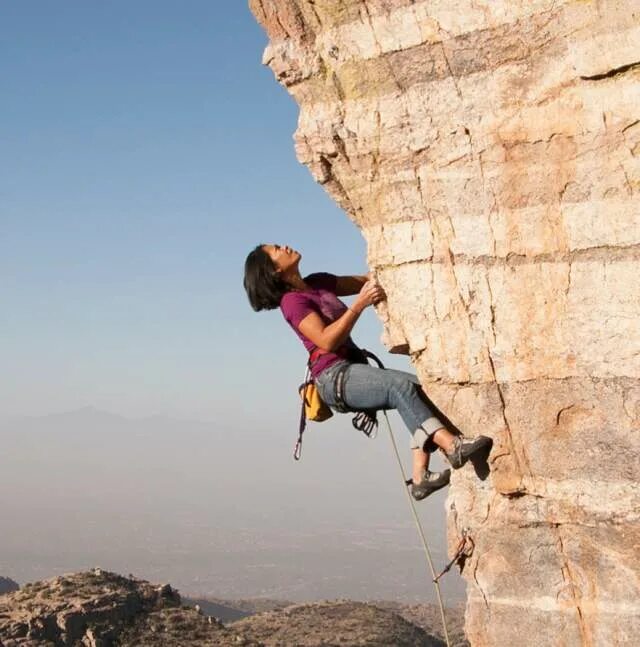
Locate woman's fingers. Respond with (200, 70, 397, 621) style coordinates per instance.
(369, 284, 386, 305)
(373, 283, 387, 299)
(362, 281, 378, 299)
(356, 280, 386, 308)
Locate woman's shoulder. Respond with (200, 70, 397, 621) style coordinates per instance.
(279, 288, 314, 312)
(279, 272, 336, 315)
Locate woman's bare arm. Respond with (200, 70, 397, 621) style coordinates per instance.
(297, 308, 363, 352)
(335, 274, 369, 296)
(297, 279, 385, 351)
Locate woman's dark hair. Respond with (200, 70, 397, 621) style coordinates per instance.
(243, 244, 291, 311)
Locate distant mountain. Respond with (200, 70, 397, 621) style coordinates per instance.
(181, 596, 469, 646)
(0, 569, 453, 646)
(373, 600, 468, 647)
(230, 600, 445, 646)
(0, 569, 246, 646)
(0, 577, 19, 595)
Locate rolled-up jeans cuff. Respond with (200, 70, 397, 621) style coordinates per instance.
(410, 416, 444, 450)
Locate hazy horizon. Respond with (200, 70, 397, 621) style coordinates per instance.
(0, 407, 465, 603)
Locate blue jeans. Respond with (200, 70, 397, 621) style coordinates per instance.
(315, 360, 444, 451)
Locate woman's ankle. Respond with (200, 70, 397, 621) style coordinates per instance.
(432, 428, 456, 453)
(412, 470, 424, 483)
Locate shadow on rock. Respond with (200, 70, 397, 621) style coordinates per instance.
(470, 438, 493, 481)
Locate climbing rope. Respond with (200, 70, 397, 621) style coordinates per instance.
(381, 409, 452, 647)
(360, 349, 452, 645)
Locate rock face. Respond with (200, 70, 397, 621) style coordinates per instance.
(249, 1, 640, 645)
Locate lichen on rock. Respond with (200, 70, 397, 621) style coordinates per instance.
(249, 1, 640, 645)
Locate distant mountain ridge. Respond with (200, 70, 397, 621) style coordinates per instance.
(0, 569, 458, 646)
(0, 577, 19, 596)
(0, 569, 249, 646)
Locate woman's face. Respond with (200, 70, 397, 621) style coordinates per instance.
(263, 244, 301, 275)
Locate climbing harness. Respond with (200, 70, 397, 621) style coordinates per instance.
(332, 352, 379, 437)
(293, 346, 378, 460)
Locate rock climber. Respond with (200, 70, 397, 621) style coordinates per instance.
(243, 243, 491, 500)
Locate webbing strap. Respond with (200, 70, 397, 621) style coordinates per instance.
(332, 355, 378, 436)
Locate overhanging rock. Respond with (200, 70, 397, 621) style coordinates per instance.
(249, 2, 640, 645)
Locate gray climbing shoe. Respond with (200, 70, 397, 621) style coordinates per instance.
(445, 435, 492, 469)
(411, 469, 451, 501)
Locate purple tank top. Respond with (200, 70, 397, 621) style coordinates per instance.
(279, 273, 361, 378)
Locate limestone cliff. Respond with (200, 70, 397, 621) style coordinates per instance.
(249, 1, 640, 645)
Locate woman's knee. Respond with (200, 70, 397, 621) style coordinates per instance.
(389, 375, 420, 401)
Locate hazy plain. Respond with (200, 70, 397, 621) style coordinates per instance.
(0, 407, 464, 603)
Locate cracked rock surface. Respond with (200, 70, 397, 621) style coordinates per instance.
(249, 1, 640, 645)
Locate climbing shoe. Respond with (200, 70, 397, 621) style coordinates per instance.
(411, 469, 451, 501)
(444, 435, 492, 469)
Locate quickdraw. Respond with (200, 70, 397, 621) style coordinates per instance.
(433, 528, 475, 583)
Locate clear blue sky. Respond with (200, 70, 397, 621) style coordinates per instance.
(0, 4, 459, 602)
(1, 1, 410, 423)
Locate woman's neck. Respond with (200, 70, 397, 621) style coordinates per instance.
(284, 271, 308, 291)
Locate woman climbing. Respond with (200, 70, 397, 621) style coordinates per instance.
(243, 243, 491, 500)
